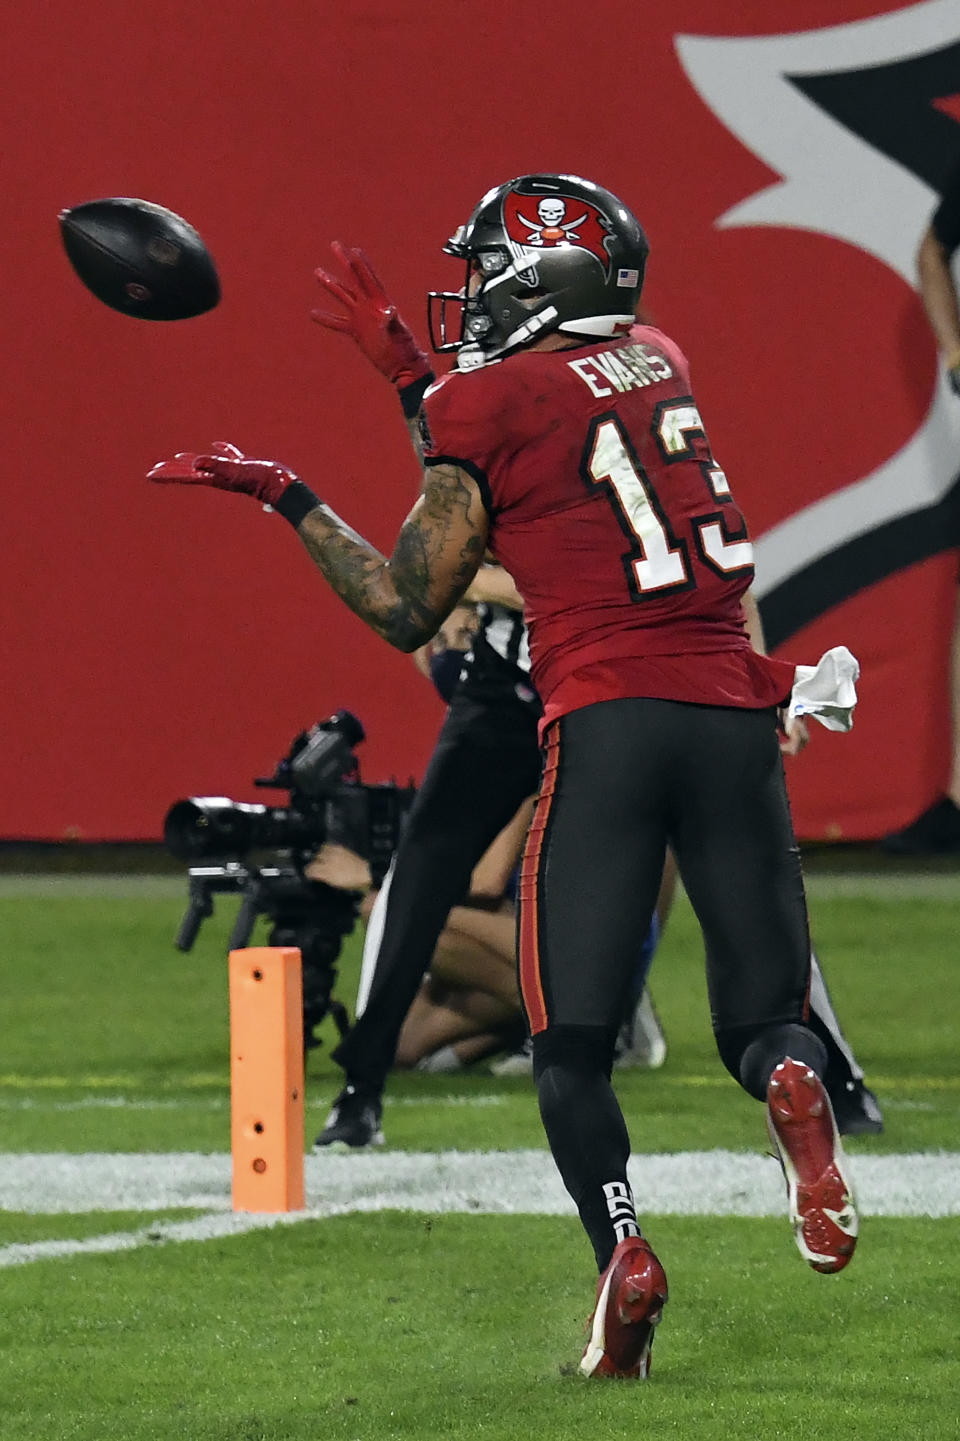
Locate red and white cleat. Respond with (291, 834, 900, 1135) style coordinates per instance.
(767, 1057, 859, 1274)
(579, 1235, 668, 1379)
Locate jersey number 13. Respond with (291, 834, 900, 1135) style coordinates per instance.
(582, 401, 754, 598)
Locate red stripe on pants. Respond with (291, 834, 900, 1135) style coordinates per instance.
(518, 724, 559, 1034)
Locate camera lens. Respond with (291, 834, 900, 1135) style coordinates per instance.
(163, 797, 266, 860)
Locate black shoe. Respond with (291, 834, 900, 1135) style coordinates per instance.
(829, 1079, 884, 1137)
(880, 796, 960, 855)
(313, 1085, 384, 1150)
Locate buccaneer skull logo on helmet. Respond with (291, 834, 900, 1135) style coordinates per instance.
(428, 173, 649, 366)
(504, 192, 613, 269)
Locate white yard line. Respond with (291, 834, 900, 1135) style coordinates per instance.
(0, 1211, 310, 1267)
(0, 1149, 957, 1267)
(0, 1093, 508, 1111)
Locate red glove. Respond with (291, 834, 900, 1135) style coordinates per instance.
(148, 441, 297, 505)
(312, 242, 432, 394)
(148, 442, 320, 526)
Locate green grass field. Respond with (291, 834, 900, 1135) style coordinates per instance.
(1, 873, 958, 1439)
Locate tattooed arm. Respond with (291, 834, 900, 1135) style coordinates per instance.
(148, 443, 488, 651)
(292, 461, 488, 652)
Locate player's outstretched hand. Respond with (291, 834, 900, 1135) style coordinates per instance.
(147, 441, 301, 508)
(312, 241, 432, 391)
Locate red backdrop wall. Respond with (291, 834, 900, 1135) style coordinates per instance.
(4, 0, 959, 840)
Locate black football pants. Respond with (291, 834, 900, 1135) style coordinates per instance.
(521, 696, 820, 1271)
(519, 696, 811, 1038)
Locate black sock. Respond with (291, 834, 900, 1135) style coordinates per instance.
(738, 1023, 828, 1101)
(534, 1025, 639, 1272)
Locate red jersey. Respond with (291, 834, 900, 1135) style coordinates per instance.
(421, 325, 796, 729)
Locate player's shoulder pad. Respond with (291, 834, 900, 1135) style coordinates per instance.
(423, 359, 510, 426)
(629, 322, 690, 378)
(424, 357, 504, 399)
(422, 367, 473, 414)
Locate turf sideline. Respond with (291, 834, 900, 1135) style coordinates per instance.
(1, 1149, 957, 1268)
(3, 872, 960, 899)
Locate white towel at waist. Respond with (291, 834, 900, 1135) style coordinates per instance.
(787, 645, 860, 732)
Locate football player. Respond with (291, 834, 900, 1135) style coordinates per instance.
(150, 173, 861, 1378)
(304, 244, 880, 1136)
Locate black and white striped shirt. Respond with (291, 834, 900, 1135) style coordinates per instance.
(461, 603, 540, 710)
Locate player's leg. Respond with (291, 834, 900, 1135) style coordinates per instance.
(614, 852, 675, 1069)
(316, 693, 540, 1146)
(519, 700, 669, 1377)
(669, 703, 858, 1274)
(497, 843, 672, 1079)
(808, 947, 884, 1135)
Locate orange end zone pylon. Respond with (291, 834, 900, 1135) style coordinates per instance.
(228, 947, 305, 1212)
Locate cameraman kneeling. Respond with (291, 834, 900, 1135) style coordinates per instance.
(306, 795, 533, 1074)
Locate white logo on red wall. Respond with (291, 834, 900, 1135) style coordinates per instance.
(676, 0, 960, 620)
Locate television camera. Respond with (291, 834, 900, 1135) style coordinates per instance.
(164, 710, 414, 1048)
